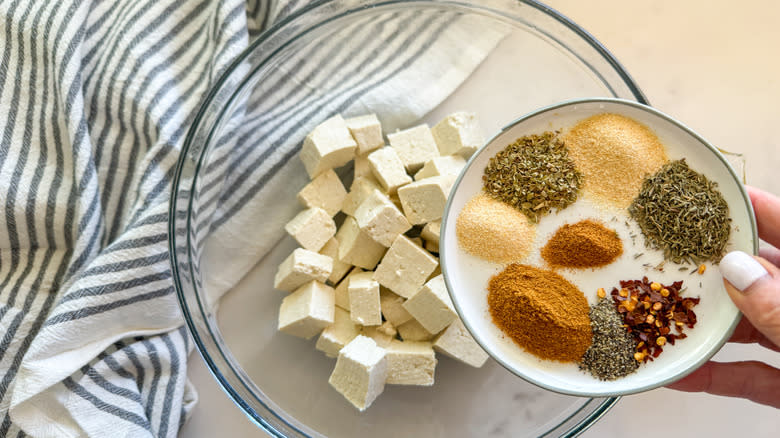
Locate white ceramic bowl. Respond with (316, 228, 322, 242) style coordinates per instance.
(440, 97, 757, 397)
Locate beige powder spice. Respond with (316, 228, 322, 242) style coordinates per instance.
(563, 113, 668, 209)
(456, 194, 535, 263)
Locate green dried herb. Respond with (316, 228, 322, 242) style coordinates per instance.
(482, 132, 581, 222)
(629, 159, 731, 264)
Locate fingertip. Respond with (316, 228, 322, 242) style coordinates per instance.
(720, 251, 770, 292)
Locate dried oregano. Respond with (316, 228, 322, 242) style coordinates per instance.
(482, 132, 582, 223)
(629, 159, 731, 264)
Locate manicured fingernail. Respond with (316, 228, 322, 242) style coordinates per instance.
(720, 251, 768, 291)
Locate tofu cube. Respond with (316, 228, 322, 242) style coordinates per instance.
(316, 307, 360, 358)
(348, 272, 382, 326)
(431, 112, 484, 158)
(360, 324, 395, 348)
(397, 176, 454, 225)
(414, 155, 466, 180)
(336, 217, 387, 270)
(409, 237, 424, 247)
(402, 275, 456, 334)
(425, 240, 439, 254)
(278, 281, 335, 339)
(346, 114, 384, 155)
(433, 318, 489, 368)
(297, 169, 348, 217)
(380, 288, 413, 327)
(420, 220, 441, 243)
(319, 237, 352, 285)
(396, 318, 434, 342)
(354, 189, 411, 247)
(353, 153, 374, 180)
(341, 176, 382, 216)
(387, 125, 439, 173)
(299, 115, 357, 178)
(335, 267, 363, 310)
(385, 340, 437, 386)
(285, 207, 336, 252)
(367, 147, 412, 195)
(373, 235, 438, 298)
(328, 335, 387, 411)
(273, 248, 333, 292)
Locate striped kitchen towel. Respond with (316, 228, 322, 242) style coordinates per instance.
(0, 0, 504, 436)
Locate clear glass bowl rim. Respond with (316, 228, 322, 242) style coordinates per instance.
(169, 0, 649, 436)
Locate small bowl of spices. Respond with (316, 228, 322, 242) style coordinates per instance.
(440, 97, 758, 396)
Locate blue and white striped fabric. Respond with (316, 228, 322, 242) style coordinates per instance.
(0, 0, 503, 436)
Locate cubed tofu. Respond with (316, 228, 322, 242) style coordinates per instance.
(380, 287, 413, 326)
(273, 248, 333, 292)
(297, 169, 348, 217)
(397, 176, 454, 225)
(420, 220, 441, 243)
(433, 318, 489, 368)
(284, 207, 336, 252)
(367, 147, 412, 195)
(431, 112, 484, 158)
(402, 275, 456, 334)
(373, 235, 438, 298)
(316, 307, 360, 358)
(425, 240, 439, 254)
(278, 281, 336, 339)
(328, 335, 387, 411)
(346, 114, 384, 155)
(300, 115, 357, 178)
(354, 189, 411, 247)
(385, 340, 437, 386)
(335, 267, 363, 310)
(396, 318, 434, 341)
(414, 155, 466, 180)
(336, 217, 387, 270)
(319, 237, 352, 285)
(342, 176, 382, 216)
(348, 272, 382, 326)
(353, 153, 374, 180)
(360, 325, 395, 348)
(387, 125, 440, 173)
(409, 237, 424, 247)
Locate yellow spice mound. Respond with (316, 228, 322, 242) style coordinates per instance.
(563, 113, 668, 209)
(456, 194, 535, 263)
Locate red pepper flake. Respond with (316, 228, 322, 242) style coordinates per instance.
(609, 277, 700, 362)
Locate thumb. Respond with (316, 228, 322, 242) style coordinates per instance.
(720, 250, 780, 347)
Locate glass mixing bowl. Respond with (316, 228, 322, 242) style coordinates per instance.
(170, 1, 647, 436)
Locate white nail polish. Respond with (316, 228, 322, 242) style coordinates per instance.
(720, 251, 769, 292)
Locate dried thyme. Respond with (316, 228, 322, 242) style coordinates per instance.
(482, 132, 581, 223)
(579, 298, 638, 380)
(629, 159, 730, 264)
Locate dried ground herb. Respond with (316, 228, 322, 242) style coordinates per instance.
(629, 159, 730, 264)
(610, 277, 700, 362)
(579, 298, 638, 380)
(482, 132, 581, 223)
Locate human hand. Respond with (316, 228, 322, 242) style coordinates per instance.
(667, 186, 780, 409)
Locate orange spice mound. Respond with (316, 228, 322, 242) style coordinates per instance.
(487, 264, 592, 362)
(541, 219, 623, 269)
(563, 113, 668, 209)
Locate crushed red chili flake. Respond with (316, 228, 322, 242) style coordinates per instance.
(609, 277, 700, 362)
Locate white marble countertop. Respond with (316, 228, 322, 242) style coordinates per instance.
(181, 1, 780, 436)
